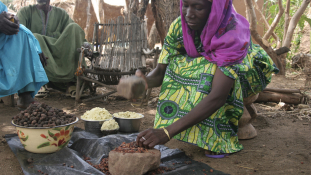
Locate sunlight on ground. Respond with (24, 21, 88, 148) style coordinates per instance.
(2, 125, 16, 132)
(145, 109, 156, 115)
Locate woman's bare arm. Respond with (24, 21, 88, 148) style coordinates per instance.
(165, 67, 234, 137)
(137, 67, 235, 148)
(137, 63, 168, 89)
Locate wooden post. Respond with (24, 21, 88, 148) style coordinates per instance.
(153, 47, 159, 69)
(94, 23, 99, 51)
(75, 76, 82, 104)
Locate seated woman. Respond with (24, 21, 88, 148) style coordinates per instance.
(119, 0, 279, 158)
(0, 1, 49, 109)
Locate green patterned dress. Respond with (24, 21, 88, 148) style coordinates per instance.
(154, 17, 279, 154)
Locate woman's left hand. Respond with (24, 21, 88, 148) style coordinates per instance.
(136, 128, 170, 149)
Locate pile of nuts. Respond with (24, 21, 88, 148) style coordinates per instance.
(112, 141, 149, 153)
(84, 142, 176, 174)
(84, 142, 149, 175)
(86, 156, 176, 175)
(12, 103, 76, 127)
(146, 167, 176, 175)
(84, 156, 111, 175)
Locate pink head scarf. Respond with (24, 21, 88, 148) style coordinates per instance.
(180, 0, 250, 67)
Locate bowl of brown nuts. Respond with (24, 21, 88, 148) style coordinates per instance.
(11, 103, 78, 153)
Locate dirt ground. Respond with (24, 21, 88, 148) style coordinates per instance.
(0, 74, 311, 175)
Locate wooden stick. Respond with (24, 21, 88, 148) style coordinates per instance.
(153, 47, 159, 69)
(237, 165, 258, 171)
(263, 88, 301, 94)
(75, 76, 82, 102)
(82, 91, 117, 102)
(78, 76, 117, 91)
(84, 68, 147, 75)
(256, 91, 303, 104)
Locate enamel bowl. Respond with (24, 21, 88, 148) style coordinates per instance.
(11, 118, 78, 153)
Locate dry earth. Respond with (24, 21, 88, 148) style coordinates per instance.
(0, 74, 310, 175)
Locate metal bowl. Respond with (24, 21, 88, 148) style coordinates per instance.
(101, 128, 119, 136)
(81, 118, 111, 137)
(114, 114, 144, 133)
(11, 118, 78, 153)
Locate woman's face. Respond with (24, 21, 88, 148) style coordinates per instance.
(182, 0, 212, 31)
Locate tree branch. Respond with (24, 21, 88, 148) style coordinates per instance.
(130, 0, 139, 15)
(283, 0, 311, 47)
(244, 0, 284, 75)
(283, 0, 291, 42)
(137, 0, 149, 20)
(123, 0, 130, 16)
(263, 0, 284, 40)
(253, 0, 281, 47)
(151, 0, 166, 46)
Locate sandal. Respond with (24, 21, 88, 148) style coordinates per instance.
(66, 86, 88, 98)
(205, 151, 229, 159)
(35, 85, 49, 97)
(205, 154, 229, 158)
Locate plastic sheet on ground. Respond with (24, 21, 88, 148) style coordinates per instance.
(5, 127, 229, 175)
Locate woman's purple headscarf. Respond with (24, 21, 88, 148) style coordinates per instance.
(180, 0, 250, 67)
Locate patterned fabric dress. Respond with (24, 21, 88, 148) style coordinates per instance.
(154, 17, 279, 154)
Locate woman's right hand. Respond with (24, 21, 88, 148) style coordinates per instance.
(117, 70, 147, 100)
(117, 64, 167, 100)
(0, 12, 19, 35)
(134, 69, 148, 90)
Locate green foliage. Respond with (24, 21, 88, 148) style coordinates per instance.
(2, 0, 16, 11)
(301, 14, 311, 28)
(262, 0, 310, 60)
(2, 0, 14, 6)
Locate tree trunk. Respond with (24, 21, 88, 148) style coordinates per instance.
(148, 22, 159, 49)
(244, 0, 285, 75)
(281, 0, 310, 73)
(263, 88, 301, 94)
(283, 0, 311, 48)
(151, 0, 166, 46)
(84, 0, 91, 41)
(256, 91, 304, 104)
(283, 0, 291, 42)
(91, 0, 104, 24)
(124, 0, 130, 16)
(130, 0, 139, 15)
(137, 0, 149, 20)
